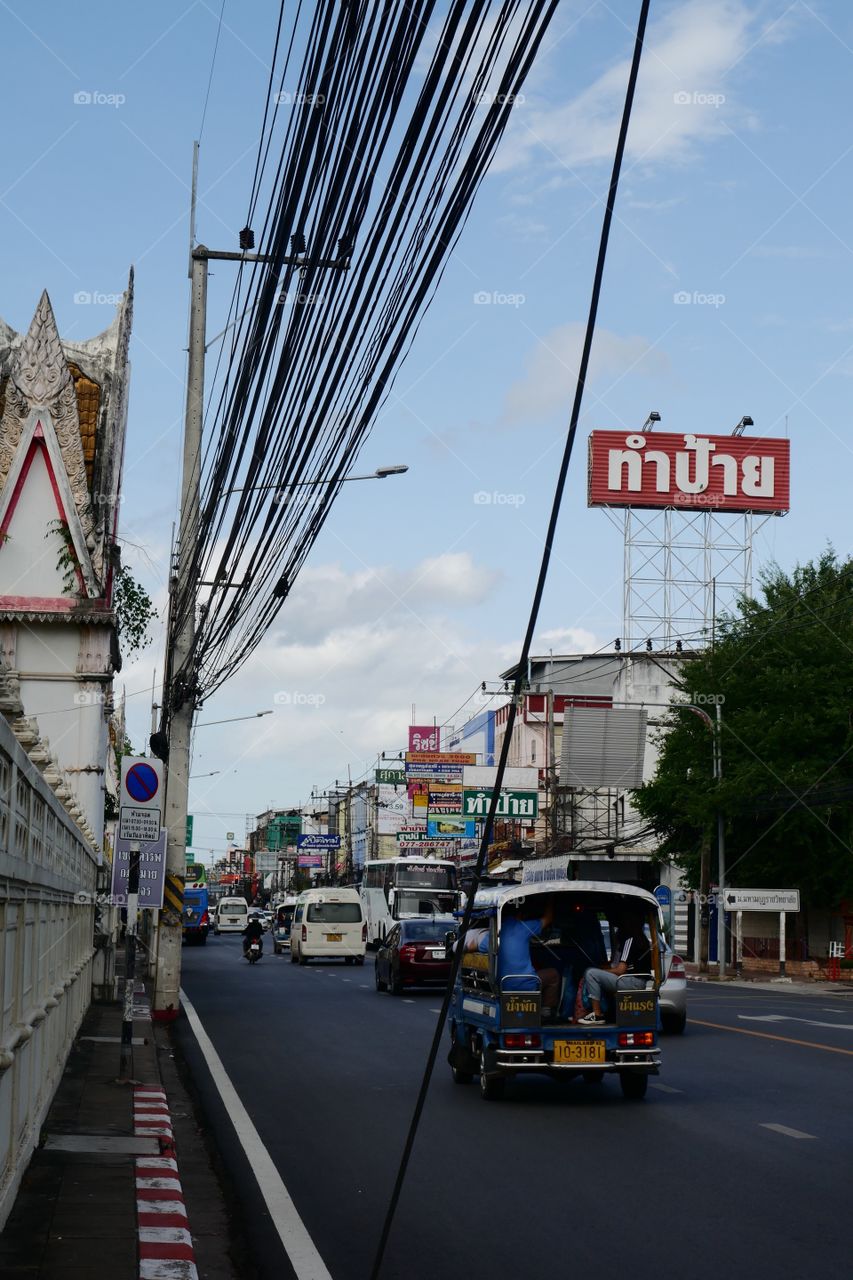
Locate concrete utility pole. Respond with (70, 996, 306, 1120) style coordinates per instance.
(153, 244, 207, 1018)
(715, 700, 727, 977)
(151, 144, 354, 1016)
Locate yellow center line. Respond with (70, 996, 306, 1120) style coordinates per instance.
(693, 1018, 853, 1057)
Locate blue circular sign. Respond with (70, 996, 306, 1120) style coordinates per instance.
(654, 885, 672, 907)
(126, 762, 159, 803)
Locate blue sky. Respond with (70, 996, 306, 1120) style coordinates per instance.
(2, 1, 852, 862)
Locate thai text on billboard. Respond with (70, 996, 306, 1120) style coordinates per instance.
(587, 431, 790, 514)
(409, 725, 440, 753)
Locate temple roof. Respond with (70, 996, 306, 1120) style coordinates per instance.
(0, 276, 133, 605)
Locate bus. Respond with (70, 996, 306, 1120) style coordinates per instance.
(360, 857, 461, 946)
(183, 864, 210, 945)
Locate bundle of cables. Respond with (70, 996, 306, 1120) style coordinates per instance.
(165, 0, 559, 719)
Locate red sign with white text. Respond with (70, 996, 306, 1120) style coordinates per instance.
(588, 431, 790, 514)
(409, 725, 441, 753)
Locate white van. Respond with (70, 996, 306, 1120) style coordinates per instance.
(213, 897, 249, 934)
(290, 888, 366, 965)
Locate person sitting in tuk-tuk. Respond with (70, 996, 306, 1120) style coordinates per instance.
(578, 912, 652, 1025)
(498, 899, 561, 1014)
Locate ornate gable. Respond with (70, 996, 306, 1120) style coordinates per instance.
(0, 292, 97, 561)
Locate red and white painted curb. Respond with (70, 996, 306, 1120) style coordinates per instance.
(134, 1086, 198, 1280)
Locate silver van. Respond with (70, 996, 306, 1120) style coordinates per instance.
(290, 888, 366, 964)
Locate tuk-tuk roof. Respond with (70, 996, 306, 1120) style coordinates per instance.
(475, 878, 661, 921)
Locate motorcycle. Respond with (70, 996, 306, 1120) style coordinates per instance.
(245, 938, 263, 964)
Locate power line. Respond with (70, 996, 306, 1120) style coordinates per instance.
(198, 0, 227, 143)
(369, 3, 651, 1274)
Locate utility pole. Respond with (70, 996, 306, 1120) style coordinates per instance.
(715, 700, 727, 977)
(152, 142, 350, 1017)
(698, 829, 710, 973)
(546, 687, 556, 854)
(152, 233, 207, 1019)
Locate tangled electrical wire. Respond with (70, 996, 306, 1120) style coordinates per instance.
(165, 0, 559, 720)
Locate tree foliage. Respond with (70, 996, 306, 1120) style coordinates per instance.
(113, 565, 157, 656)
(633, 551, 853, 908)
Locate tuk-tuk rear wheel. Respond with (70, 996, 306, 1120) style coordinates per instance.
(619, 1071, 649, 1100)
(479, 1052, 505, 1101)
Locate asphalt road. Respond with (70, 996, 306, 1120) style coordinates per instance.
(176, 936, 852, 1280)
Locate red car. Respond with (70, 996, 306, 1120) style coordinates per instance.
(375, 919, 455, 994)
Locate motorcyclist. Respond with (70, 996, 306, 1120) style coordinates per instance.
(242, 912, 265, 956)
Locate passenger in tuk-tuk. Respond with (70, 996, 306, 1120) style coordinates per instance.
(578, 911, 652, 1025)
(498, 899, 561, 1014)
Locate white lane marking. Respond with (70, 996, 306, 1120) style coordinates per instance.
(760, 1123, 817, 1140)
(360, 985, 370, 989)
(650, 1082, 683, 1094)
(740, 1014, 853, 1030)
(180, 988, 333, 1280)
(429, 1008, 442, 1014)
(403, 999, 415, 1004)
(342, 979, 352, 983)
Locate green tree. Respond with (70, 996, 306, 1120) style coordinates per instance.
(633, 551, 853, 909)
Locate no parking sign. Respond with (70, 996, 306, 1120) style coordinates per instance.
(120, 756, 163, 843)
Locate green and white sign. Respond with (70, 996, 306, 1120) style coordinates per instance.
(186, 850, 195, 864)
(376, 767, 406, 785)
(462, 789, 539, 820)
(186, 815, 194, 845)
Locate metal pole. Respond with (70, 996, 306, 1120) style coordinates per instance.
(779, 910, 786, 978)
(118, 843, 140, 1080)
(715, 701, 726, 977)
(735, 910, 743, 977)
(546, 688, 556, 853)
(153, 245, 207, 1019)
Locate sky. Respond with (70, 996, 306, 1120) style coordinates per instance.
(2, 0, 852, 863)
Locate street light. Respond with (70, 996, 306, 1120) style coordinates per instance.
(195, 710, 273, 728)
(223, 465, 408, 497)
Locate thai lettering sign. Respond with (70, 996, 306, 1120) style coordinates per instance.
(409, 725, 440, 753)
(111, 832, 167, 909)
(428, 788, 462, 815)
(462, 789, 539, 819)
(375, 766, 406, 784)
(587, 431, 790, 513)
(405, 751, 477, 783)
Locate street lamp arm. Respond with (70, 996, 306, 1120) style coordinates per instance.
(222, 465, 408, 497)
(195, 710, 273, 728)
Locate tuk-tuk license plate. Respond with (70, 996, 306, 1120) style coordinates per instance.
(554, 1040, 605, 1065)
(326, 933, 342, 942)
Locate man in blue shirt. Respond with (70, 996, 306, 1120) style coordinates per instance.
(495, 899, 560, 1012)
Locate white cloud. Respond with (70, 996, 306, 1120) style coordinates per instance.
(492, 1, 783, 175)
(501, 322, 670, 425)
(153, 552, 604, 813)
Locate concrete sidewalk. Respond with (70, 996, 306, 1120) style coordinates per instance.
(0, 985, 245, 1279)
(686, 967, 853, 997)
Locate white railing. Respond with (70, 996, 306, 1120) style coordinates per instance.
(0, 712, 98, 1229)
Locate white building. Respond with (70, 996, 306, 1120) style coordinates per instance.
(0, 282, 133, 849)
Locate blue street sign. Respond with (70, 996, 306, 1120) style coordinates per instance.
(654, 885, 672, 907)
(125, 761, 160, 803)
(297, 834, 341, 850)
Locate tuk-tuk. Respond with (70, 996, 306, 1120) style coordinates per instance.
(447, 880, 663, 1101)
(271, 897, 297, 954)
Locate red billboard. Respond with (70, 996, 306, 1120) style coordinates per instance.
(408, 724, 440, 753)
(588, 431, 790, 513)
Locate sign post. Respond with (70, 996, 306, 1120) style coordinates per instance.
(118, 843, 140, 1083)
(723, 889, 800, 980)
